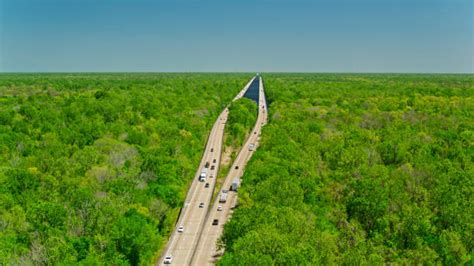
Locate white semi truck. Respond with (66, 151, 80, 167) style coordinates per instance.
(199, 168, 207, 182)
(219, 190, 228, 203)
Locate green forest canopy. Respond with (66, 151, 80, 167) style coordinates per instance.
(1, 73, 472, 265)
(224, 98, 258, 149)
(219, 74, 473, 265)
(0, 73, 250, 265)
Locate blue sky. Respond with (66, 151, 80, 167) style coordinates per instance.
(1, 0, 472, 72)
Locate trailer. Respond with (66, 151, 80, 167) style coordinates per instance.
(231, 178, 239, 191)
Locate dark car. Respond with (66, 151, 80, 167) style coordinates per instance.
(205, 162, 210, 168)
(205, 183, 210, 188)
(235, 166, 239, 170)
(213, 159, 216, 163)
(199, 202, 205, 208)
(211, 148, 214, 152)
(212, 219, 219, 225)
(211, 165, 215, 170)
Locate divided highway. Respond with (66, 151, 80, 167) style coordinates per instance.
(158, 76, 258, 266)
(191, 77, 267, 265)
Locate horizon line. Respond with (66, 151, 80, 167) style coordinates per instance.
(1, 71, 473, 75)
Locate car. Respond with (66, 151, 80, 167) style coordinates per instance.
(209, 175, 214, 178)
(205, 183, 210, 188)
(213, 159, 216, 163)
(163, 255, 173, 264)
(211, 148, 214, 152)
(199, 202, 205, 208)
(212, 219, 219, 225)
(235, 166, 239, 170)
(205, 162, 210, 168)
(254, 131, 257, 134)
(211, 165, 215, 170)
(217, 205, 222, 211)
(177, 226, 184, 233)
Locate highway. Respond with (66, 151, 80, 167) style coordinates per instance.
(158, 76, 257, 266)
(191, 77, 267, 265)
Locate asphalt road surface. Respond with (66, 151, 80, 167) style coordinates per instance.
(190, 76, 267, 265)
(158, 77, 257, 266)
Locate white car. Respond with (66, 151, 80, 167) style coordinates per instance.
(163, 255, 173, 264)
(217, 205, 223, 211)
(177, 226, 184, 233)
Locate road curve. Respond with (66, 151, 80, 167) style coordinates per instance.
(191, 76, 268, 265)
(157, 77, 257, 266)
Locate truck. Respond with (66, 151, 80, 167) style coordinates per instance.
(231, 178, 239, 191)
(199, 168, 207, 182)
(219, 190, 228, 203)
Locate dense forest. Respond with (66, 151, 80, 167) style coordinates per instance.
(1, 73, 472, 265)
(224, 98, 258, 155)
(0, 73, 249, 265)
(220, 74, 473, 265)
